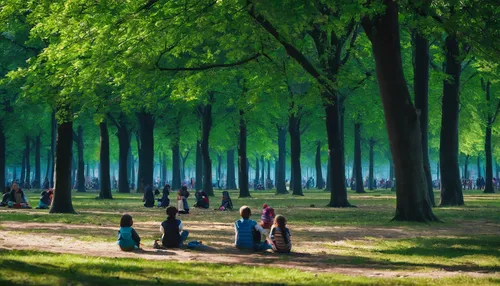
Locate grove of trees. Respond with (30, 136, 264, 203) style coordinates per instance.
(1, 0, 499, 221)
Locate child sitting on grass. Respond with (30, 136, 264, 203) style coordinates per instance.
(269, 215, 292, 253)
(160, 206, 189, 248)
(260, 204, 275, 233)
(234, 206, 270, 251)
(36, 189, 53, 209)
(218, 191, 233, 211)
(117, 214, 141, 251)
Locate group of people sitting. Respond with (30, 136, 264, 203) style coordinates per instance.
(118, 203, 291, 253)
(142, 184, 234, 213)
(1, 182, 54, 209)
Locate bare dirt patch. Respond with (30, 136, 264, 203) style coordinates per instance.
(1, 221, 499, 279)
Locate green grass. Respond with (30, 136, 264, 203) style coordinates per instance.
(1, 188, 499, 285)
(1, 250, 499, 286)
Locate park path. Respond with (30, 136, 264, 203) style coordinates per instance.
(1, 221, 499, 279)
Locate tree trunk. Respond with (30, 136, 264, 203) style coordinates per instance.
(75, 126, 86, 192)
(195, 141, 203, 190)
(326, 156, 331, 192)
(484, 79, 495, 193)
(324, 99, 350, 206)
(464, 155, 469, 179)
(354, 123, 365, 193)
(50, 121, 76, 213)
(35, 133, 41, 189)
(315, 141, 323, 189)
(267, 159, 271, 185)
(362, 0, 437, 221)
(226, 149, 237, 189)
(289, 114, 303, 196)
(389, 155, 394, 188)
(50, 110, 56, 188)
(200, 99, 214, 196)
(136, 112, 155, 193)
(255, 156, 260, 187)
(25, 136, 31, 186)
(217, 153, 222, 189)
(20, 152, 26, 185)
(368, 138, 375, 190)
(274, 159, 278, 188)
(276, 126, 288, 194)
(116, 118, 130, 193)
(260, 155, 265, 189)
(238, 110, 250, 197)
(172, 143, 181, 189)
(99, 121, 112, 199)
(414, 31, 435, 206)
(0, 123, 4, 189)
(162, 152, 168, 185)
(439, 35, 464, 206)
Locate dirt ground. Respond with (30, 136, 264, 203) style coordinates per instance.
(1, 220, 499, 279)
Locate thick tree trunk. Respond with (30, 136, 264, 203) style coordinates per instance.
(389, 155, 394, 188)
(195, 141, 203, 190)
(0, 123, 4, 188)
(25, 136, 30, 186)
(50, 121, 75, 213)
(238, 110, 250, 197)
(315, 141, 323, 189)
(289, 114, 303, 196)
(76, 126, 86, 192)
(172, 143, 181, 190)
(116, 121, 130, 193)
(226, 149, 237, 189)
(325, 99, 350, 207)
(50, 110, 56, 188)
(354, 123, 365, 193)
(136, 112, 155, 193)
(368, 138, 375, 190)
(414, 31, 435, 206)
(45, 149, 50, 184)
(484, 126, 494, 193)
(200, 99, 214, 196)
(35, 134, 41, 189)
(276, 126, 288, 194)
(99, 121, 112, 199)
(362, 0, 437, 221)
(439, 35, 464, 206)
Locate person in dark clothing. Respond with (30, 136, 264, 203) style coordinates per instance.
(143, 185, 155, 208)
(8, 182, 30, 208)
(194, 190, 209, 209)
(117, 214, 141, 251)
(218, 191, 233, 211)
(1, 187, 10, 207)
(160, 206, 189, 248)
(158, 184, 171, 208)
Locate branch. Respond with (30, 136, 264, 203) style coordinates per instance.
(341, 24, 359, 66)
(107, 113, 120, 129)
(247, 1, 321, 79)
(461, 72, 479, 89)
(137, 0, 159, 12)
(156, 53, 261, 71)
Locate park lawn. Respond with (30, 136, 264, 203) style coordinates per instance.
(0, 249, 499, 286)
(0, 189, 499, 285)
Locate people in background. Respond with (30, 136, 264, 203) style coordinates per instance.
(160, 206, 189, 248)
(8, 182, 31, 208)
(218, 191, 233, 211)
(143, 185, 155, 208)
(260, 204, 275, 234)
(158, 184, 171, 208)
(117, 214, 141, 251)
(194, 190, 209, 209)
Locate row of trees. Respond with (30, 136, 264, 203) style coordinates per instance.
(1, 0, 499, 221)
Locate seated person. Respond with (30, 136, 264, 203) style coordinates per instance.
(218, 191, 233, 211)
(117, 214, 141, 251)
(158, 184, 170, 208)
(36, 189, 54, 209)
(194, 190, 209, 209)
(160, 206, 189, 248)
(176, 187, 189, 214)
(260, 204, 275, 234)
(234, 206, 269, 251)
(1, 186, 11, 207)
(143, 185, 155, 208)
(269, 215, 292, 253)
(8, 182, 31, 208)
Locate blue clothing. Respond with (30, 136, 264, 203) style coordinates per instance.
(234, 218, 258, 249)
(117, 227, 140, 250)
